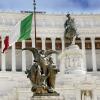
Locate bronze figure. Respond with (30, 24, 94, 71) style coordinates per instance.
(64, 14, 78, 45)
(23, 48, 59, 95)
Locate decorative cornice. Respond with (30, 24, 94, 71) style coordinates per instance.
(0, 12, 100, 38)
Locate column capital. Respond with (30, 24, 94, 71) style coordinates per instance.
(30, 34, 35, 38)
(91, 36, 95, 41)
(80, 36, 85, 41)
(51, 37, 56, 43)
(61, 36, 64, 40)
(51, 37, 56, 39)
(51, 37, 56, 44)
(41, 36, 46, 40)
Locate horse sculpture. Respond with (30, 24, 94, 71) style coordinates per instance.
(64, 14, 78, 45)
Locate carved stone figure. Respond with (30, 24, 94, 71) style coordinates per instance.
(23, 48, 59, 95)
(81, 90, 92, 100)
(64, 14, 78, 45)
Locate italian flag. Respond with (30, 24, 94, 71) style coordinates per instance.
(2, 13, 33, 53)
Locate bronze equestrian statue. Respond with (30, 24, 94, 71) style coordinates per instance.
(64, 14, 78, 45)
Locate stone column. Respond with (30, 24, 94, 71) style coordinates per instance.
(61, 37, 65, 51)
(41, 37, 46, 50)
(12, 43, 16, 71)
(60, 58, 65, 75)
(81, 37, 86, 70)
(1, 37, 6, 71)
(91, 37, 97, 71)
(51, 37, 56, 64)
(60, 37, 65, 75)
(22, 40, 26, 71)
(32, 37, 35, 48)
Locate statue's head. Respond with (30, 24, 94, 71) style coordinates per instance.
(39, 50, 45, 55)
(66, 13, 70, 19)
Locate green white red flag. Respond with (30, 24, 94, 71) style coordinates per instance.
(2, 13, 33, 53)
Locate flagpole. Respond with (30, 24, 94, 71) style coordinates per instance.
(33, 0, 37, 47)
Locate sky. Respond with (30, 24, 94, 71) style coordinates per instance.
(0, 0, 100, 13)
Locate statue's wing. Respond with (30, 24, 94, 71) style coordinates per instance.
(22, 48, 39, 58)
(44, 50, 58, 57)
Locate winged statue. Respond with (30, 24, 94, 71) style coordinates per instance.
(22, 48, 58, 75)
(22, 48, 59, 94)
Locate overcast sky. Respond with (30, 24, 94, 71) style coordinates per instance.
(0, 0, 100, 13)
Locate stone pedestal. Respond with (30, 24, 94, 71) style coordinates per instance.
(31, 96, 64, 100)
(59, 44, 86, 74)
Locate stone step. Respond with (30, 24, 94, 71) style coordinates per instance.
(31, 96, 65, 100)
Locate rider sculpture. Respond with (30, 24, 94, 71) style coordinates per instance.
(64, 14, 78, 45)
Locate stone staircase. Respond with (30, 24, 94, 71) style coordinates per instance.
(0, 72, 64, 100)
(0, 88, 17, 100)
(0, 72, 31, 100)
(0, 72, 98, 100)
